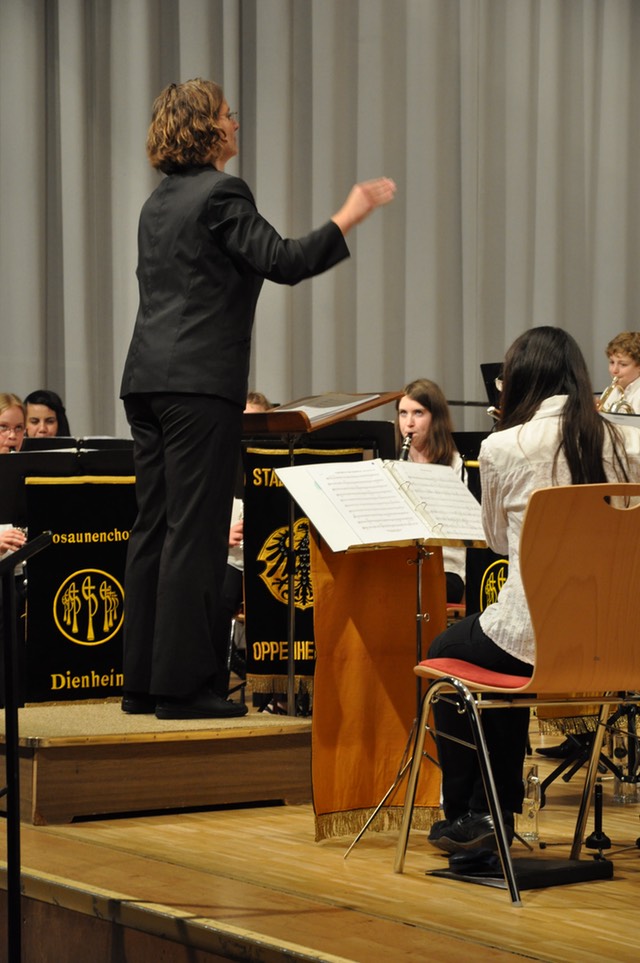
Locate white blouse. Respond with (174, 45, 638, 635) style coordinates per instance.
(478, 395, 640, 664)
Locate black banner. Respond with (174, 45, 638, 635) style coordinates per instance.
(24, 477, 137, 702)
(462, 460, 509, 614)
(465, 548, 509, 614)
(243, 446, 362, 694)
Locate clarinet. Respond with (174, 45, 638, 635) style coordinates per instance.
(400, 433, 412, 461)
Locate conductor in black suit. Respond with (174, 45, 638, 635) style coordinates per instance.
(120, 78, 396, 719)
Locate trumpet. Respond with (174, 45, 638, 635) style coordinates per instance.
(597, 376, 635, 414)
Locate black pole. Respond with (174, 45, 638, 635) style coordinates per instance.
(1, 533, 52, 962)
(2, 565, 21, 963)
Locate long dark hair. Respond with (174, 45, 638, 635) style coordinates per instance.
(396, 378, 456, 465)
(498, 326, 628, 484)
(24, 389, 71, 436)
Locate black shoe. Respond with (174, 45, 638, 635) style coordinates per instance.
(536, 734, 591, 759)
(428, 818, 452, 842)
(432, 811, 514, 854)
(155, 687, 249, 720)
(121, 692, 157, 714)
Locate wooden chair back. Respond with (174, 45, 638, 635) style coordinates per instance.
(520, 483, 640, 696)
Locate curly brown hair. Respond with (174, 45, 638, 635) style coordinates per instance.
(146, 78, 226, 174)
(605, 331, 640, 366)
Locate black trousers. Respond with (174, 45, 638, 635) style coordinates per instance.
(122, 393, 242, 698)
(428, 614, 533, 820)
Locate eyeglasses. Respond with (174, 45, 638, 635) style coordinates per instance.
(0, 425, 25, 435)
(223, 110, 238, 122)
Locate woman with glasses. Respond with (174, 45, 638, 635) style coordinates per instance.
(0, 393, 27, 556)
(119, 78, 396, 720)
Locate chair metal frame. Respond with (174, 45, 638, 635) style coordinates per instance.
(393, 482, 640, 904)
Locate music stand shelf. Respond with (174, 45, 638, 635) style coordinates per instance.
(242, 391, 401, 436)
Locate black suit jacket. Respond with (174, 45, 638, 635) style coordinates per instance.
(120, 166, 350, 405)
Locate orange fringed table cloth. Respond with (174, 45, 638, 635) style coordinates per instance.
(310, 536, 447, 841)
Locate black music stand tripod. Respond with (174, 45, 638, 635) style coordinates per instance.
(1, 533, 52, 963)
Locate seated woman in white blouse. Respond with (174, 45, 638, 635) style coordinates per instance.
(426, 327, 640, 855)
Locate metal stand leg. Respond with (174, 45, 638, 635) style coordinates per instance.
(409, 546, 432, 718)
(571, 703, 610, 860)
(344, 722, 416, 858)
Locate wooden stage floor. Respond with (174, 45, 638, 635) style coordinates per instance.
(2, 710, 640, 962)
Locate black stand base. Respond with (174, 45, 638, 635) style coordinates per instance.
(429, 855, 613, 891)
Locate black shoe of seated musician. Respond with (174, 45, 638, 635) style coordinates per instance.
(155, 686, 249, 720)
(121, 691, 157, 714)
(428, 818, 453, 842)
(432, 811, 514, 854)
(536, 733, 591, 759)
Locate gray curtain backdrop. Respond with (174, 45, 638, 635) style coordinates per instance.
(1, 0, 639, 437)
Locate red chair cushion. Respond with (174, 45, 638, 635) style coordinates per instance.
(418, 657, 531, 690)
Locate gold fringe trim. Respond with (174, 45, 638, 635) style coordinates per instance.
(537, 714, 637, 736)
(314, 806, 442, 842)
(247, 673, 314, 697)
(537, 715, 599, 736)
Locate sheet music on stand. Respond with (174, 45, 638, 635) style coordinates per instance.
(276, 459, 487, 553)
(241, 391, 402, 715)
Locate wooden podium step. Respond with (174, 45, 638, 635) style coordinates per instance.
(0, 702, 312, 824)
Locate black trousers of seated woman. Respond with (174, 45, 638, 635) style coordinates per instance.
(428, 613, 533, 821)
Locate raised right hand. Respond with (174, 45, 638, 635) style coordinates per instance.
(331, 177, 397, 235)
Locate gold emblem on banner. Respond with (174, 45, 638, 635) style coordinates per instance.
(53, 569, 125, 646)
(479, 558, 509, 611)
(257, 517, 313, 610)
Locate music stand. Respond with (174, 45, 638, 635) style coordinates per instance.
(242, 392, 401, 715)
(0, 452, 79, 525)
(20, 436, 77, 452)
(275, 457, 486, 849)
(1, 533, 53, 962)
